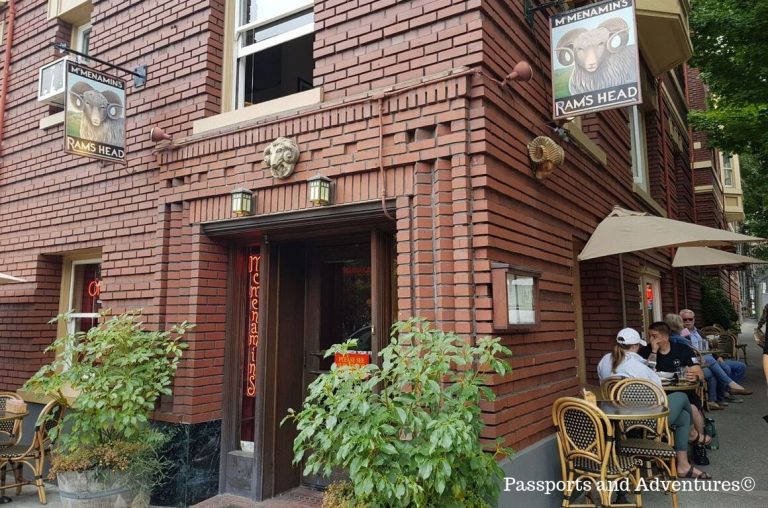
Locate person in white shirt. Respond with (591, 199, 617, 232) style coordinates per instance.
(597, 327, 661, 384)
(596, 327, 712, 479)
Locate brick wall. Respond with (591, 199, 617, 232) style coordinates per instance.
(0, 0, 226, 422)
(1, 0, 696, 448)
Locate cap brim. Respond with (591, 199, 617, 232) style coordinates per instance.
(638, 339, 647, 346)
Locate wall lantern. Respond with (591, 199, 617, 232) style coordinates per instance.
(231, 188, 254, 217)
(308, 175, 332, 206)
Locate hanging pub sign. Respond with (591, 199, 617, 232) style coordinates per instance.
(550, 0, 642, 120)
(65, 61, 126, 163)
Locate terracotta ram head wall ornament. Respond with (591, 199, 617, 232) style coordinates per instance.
(527, 136, 564, 179)
(264, 137, 300, 179)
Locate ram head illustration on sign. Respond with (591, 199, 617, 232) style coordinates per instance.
(65, 61, 127, 163)
(550, 0, 641, 119)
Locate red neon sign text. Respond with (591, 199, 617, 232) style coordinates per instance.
(87, 280, 101, 298)
(246, 254, 261, 397)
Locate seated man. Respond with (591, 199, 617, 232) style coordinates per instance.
(679, 309, 751, 403)
(664, 313, 723, 409)
(639, 321, 712, 463)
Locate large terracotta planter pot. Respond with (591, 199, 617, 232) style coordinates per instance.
(57, 470, 148, 508)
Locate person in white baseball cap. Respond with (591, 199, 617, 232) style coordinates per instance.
(597, 327, 656, 383)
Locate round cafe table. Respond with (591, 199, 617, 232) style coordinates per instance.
(597, 401, 668, 420)
(662, 380, 698, 393)
(0, 410, 28, 504)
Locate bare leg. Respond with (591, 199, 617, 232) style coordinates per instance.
(676, 451, 709, 478)
(691, 405, 704, 435)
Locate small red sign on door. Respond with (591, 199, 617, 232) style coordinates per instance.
(334, 352, 371, 368)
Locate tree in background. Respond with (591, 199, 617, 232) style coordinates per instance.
(689, 0, 768, 163)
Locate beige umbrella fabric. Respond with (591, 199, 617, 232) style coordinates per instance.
(578, 206, 763, 261)
(0, 273, 26, 284)
(672, 247, 768, 268)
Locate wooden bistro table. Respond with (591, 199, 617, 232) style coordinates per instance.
(0, 410, 27, 504)
(662, 380, 698, 393)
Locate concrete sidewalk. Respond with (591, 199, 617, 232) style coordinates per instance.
(639, 318, 768, 507)
(4, 321, 767, 508)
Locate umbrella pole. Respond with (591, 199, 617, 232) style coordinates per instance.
(619, 253, 627, 326)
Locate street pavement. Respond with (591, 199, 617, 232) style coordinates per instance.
(3, 320, 767, 508)
(639, 318, 768, 508)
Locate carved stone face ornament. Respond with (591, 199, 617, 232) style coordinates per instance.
(264, 137, 300, 179)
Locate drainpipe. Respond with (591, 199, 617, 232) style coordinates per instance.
(377, 97, 394, 222)
(683, 63, 696, 223)
(0, 0, 17, 156)
(658, 77, 679, 311)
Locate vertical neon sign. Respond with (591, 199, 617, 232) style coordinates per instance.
(246, 252, 261, 397)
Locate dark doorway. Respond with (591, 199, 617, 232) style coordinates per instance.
(222, 228, 395, 501)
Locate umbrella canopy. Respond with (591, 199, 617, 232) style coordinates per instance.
(672, 247, 768, 268)
(578, 206, 763, 261)
(0, 273, 26, 284)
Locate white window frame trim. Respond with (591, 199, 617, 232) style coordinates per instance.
(233, 0, 315, 109)
(73, 21, 92, 54)
(64, 258, 101, 368)
(630, 106, 649, 191)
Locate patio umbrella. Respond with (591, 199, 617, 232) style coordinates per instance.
(0, 273, 26, 284)
(578, 207, 762, 261)
(578, 206, 764, 324)
(672, 247, 768, 268)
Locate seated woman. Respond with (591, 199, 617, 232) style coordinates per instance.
(598, 327, 712, 479)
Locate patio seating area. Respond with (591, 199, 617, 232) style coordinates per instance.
(559, 319, 768, 508)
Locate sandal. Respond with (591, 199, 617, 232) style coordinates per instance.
(688, 430, 712, 446)
(680, 465, 712, 480)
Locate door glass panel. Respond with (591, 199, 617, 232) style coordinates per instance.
(316, 257, 371, 372)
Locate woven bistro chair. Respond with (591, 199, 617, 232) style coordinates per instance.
(716, 333, 737, 359)
(0, 399, 66, 505)
(610, 379, 678, 508)
(600, 376, 625, 400)
(552, 397, 642, 508)
(698, 326, 720, 341)
(0, 393, 23, 448)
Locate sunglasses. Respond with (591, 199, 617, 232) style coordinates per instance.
(682, 318, 694, 321)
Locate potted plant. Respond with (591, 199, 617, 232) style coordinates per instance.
(24, 310, 191, 507)
(283, 317, 513, 508)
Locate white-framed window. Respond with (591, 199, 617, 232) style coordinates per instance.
(629, 106, 649, 191)
(233, 0, 314, 109)
(73, 22, 91, 55)
(64, 259, 101, 368)
(722, 153, 733, 187)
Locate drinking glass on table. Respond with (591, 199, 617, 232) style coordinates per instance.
(676, 367, 686, 381)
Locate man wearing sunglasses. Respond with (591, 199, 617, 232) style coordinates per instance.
(680, 309, 751, 404)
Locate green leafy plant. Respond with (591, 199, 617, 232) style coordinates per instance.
(24, 310, 191, 491)
(699, 277, 739, 330)
(283, 317, 513, 508)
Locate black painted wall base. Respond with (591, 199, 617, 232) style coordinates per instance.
(151, 419, 222, 507)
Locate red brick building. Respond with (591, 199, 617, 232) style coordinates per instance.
(0, 0, 713, 505)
